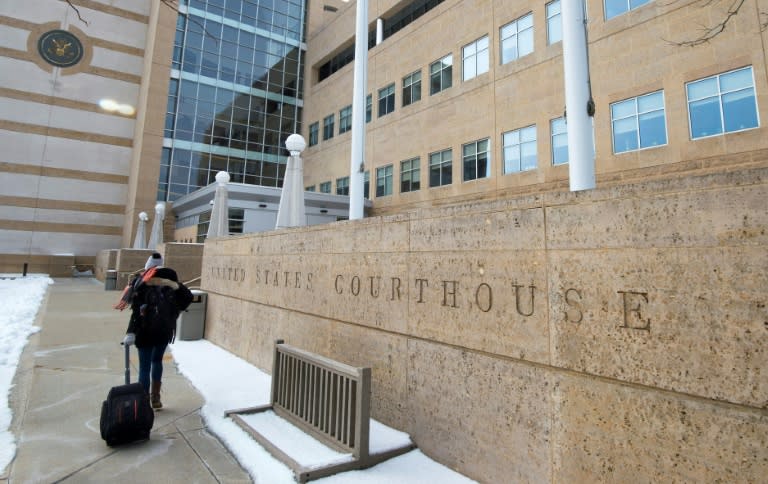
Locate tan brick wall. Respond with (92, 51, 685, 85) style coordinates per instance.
(302, 0, 768, 215)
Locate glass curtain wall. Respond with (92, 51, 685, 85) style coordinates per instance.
(159, 0, 307, 202)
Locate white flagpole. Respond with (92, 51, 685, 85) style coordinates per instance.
(348, 0, 368, 219)
(562, 0, 596, 191)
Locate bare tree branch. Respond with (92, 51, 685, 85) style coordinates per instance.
(664, 0, 747, 46)
(62, 0, 89, 26)
(159, 0, 218, 43)
(62, 0, 218, 43)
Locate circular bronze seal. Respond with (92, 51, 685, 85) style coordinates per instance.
(37, 29, 84, 68)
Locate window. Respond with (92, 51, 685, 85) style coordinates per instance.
(605, 0, 650, 20)
(463, 36, 489, 81)
(228, 208, 245, 235)
(336, 176, 349, 195)
(430, 55, 453, 95)
(339, 105, 352, 134)
(463, 139, 490, 181)
(319, 181, 331, 193)
(403, 70, 422, 107)
(378, 84, 395, 117)
(400, 157, 420, 192)
(503, 125, 537, 173)
(323, 114, 334, 140)
(546, 0, 562, 45)
(366, 94, 372, 123)
(364, 171, 370, 198)
(687, 66, 759, 140)
(376, 165, 393, 196)
(305, 185, 316, 192)
(611, 90, 667, 153)
(429, 149, 452, 187)
(551, 117, 568, 165)
(309, 122, 318, 146)
(500, 13, 533, 64)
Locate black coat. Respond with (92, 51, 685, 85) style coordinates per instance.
(126, 267, 180, 348)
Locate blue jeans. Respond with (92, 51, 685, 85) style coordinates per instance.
(137, 343, 168, 394)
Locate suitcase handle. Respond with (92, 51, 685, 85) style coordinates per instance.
(121, 341, 131, 385)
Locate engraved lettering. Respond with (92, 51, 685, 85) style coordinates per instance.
(335, 274, 343, 294)
(272, 271, 279, 286)
(284, 271, 290, 287)
(369, 276, 381, 298)
(442, 280, 459, 308)
(264, 270, 270, 284)
(351, 276, 360, 296)
(618, 290, 650, 331)
(295, 272, 301, 289)
(306, 272, 313, 290)
(390, 277, 402, 301)
(512, 283, 535, 317)
(415, 279, 429, 303)
(475, 283, 492, 312)
(564, 288, 583, 324)
(254, 268, 260, 283)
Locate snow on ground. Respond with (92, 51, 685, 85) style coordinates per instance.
(0, 275, 53, 472)
(0, 276, 476, 483)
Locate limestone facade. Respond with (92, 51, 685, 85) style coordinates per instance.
(302, 0, 768, 214)
(201, 164, 768, 482)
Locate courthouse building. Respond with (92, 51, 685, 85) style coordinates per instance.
(302, 0, 765, 213)
(0, 1, 765, 259)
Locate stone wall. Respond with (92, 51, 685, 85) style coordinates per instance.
(200, 167, 768, 483)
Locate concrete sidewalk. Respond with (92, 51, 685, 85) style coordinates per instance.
(2, 277, 251, 483)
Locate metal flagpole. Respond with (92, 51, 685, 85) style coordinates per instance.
(561, 0, 596, 191)
(348, 0, 368, 220)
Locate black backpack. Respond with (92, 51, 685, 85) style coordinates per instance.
(141, 285, 181, 342)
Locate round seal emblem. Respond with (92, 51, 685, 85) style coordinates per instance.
(37, 29, 84, 68)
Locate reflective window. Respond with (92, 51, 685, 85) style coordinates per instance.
(400, 157, 420, 193)
(366, 94, 372, 123)
(500, 13, 533, 64)
(611, 90, 667, 153)
(309, 122, 318, 146)
(161, 0, 307, 201)
(503, 125, 537, 173)
(430, 55, 453, 95)
(429, 149, 452, 187)
(319, 181, 331, 193)
(463, 139, 490, 181)
(687, 66, 759, 140)
(402, 70, 422, 107)
(463, 36, 489, 81)
(546, 0, 562, 45)
(339, 105, 352, 133)
(336, 176, 349, 195)
(551, 117, 568, 165)
(376, 165, 393, 196)
(605, 0, 651, 20)
(378, 84, 395, 117)
(323, 114, 334, 140)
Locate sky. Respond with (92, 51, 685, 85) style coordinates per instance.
(0, 276, 476, 483)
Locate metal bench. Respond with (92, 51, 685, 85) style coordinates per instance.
(225, 339, 414, 482)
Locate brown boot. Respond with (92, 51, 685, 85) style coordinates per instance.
(150, 380, 163, 410)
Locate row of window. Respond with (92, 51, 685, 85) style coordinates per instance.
(307, 65, 759, 198)
(308, 0, 565, 146)
(319, 0, 654, 81)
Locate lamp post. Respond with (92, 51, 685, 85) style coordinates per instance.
(276, 134, 308, 229)
(348, 0, 368, 220)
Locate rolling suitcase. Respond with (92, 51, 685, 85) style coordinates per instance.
(99, 342, 154, 446)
